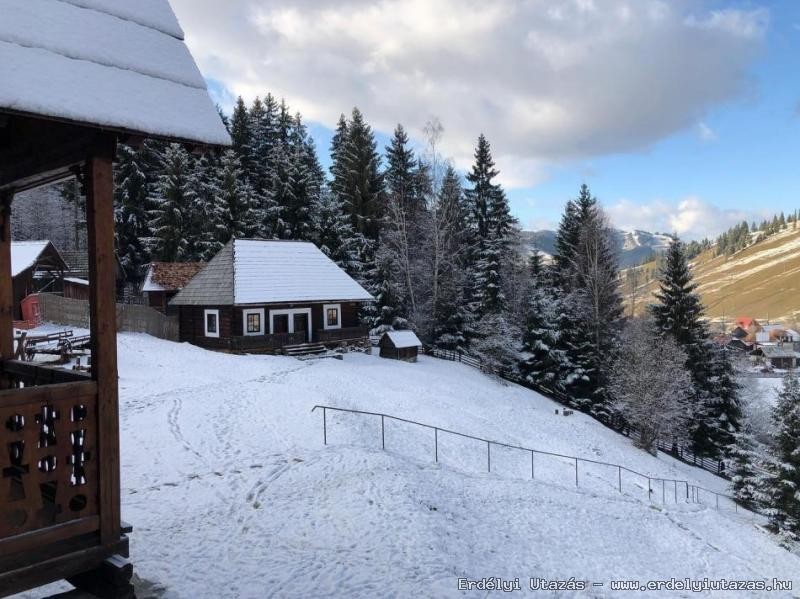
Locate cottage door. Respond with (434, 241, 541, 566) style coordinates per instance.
(293, 313, 309, 343)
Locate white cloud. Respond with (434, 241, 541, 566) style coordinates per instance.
(171, 0, 766, 187)
(604, 196, 762, 240)
(697, 122, 718, 142)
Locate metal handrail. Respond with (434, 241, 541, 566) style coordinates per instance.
(423, 346, 728, 478)
(311, 404, 743, 511)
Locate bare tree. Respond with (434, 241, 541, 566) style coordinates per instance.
(610, 318, 693, 453)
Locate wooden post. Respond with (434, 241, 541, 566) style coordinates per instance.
(0, 190, 14, 389)
(85, 135, 121, 546)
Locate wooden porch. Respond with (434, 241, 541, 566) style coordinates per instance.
(228, 326, 370, 353)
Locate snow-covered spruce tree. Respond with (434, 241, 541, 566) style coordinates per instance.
(332, 108, 384, 241)
(215, 150, 258, 243)
(519, 252, 572, 390)
(229, 97, 253, 180)
(725, 423, 763, 511)
(429, 166, 471, 350)
(550, 185, 622, 418)
(328, 108, 384, 324)
(609, 318, 693, 454)
(761, 374, 800, 544)
(311, 189, 363, 275)
(463, 134, 516, 316)
(186, 151, 223, 261)
(381, 124, 428, 322)
(148, 144, 195, 262)
(650, 238, 740, 457)
(370, 242, 408, 335)
(114, 144, 151, 282)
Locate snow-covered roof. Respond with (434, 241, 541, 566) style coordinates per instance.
(11, 240, 54, 276)
(0, 0, 230, 146)
(64, 277, 89, 285)
(383, 330, 422, 349)
(170, 239, 374, 306)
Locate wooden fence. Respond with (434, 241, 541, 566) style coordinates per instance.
(38, 293, 178, 341)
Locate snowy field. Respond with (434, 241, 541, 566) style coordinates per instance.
(16, 326, 800, 598)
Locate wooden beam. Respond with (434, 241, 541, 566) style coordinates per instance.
(85, 134, 121, 547)
(0, 189, 13, 389)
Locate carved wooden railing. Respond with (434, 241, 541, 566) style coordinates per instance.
(316, 326, 370, 344)
(0, 360, 99, 555)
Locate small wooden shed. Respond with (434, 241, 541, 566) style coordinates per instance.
(379, 330, 423, 362)
(0, 0, 229, 596)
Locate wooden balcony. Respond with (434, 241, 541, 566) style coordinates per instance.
(0, 361, 129, 594)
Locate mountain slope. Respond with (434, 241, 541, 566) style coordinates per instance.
(626, 226, 800, 325)
(522, 229, 673, 268)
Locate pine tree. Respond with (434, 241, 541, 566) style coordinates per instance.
(463, 134, 515, 315)
(762, 374, 800, 544)
(229, 97, 253, 177)
(333, 108, 384, 240)
(148, 144, 195, 262)
(725, 424, 762, 511)
(186, 151, 222, 260)
(650, 238, 739, 457)
(550, 184, 622, 417)
(114, 144, 151, 282)
(430, 166, 471, 350)
(215, 150, 257, 244)
(311, 189, 363, 274)
(519, 252, 572, 390)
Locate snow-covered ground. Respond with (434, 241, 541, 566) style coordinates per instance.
(16, 327, 800, 598)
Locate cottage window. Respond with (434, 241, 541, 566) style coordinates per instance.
(323, 303, 342, 330)
(243, 308, 265, 336)
(204, 309, 220, 338)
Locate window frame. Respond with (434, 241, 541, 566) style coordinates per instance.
(323, 303, 342, 330)
(204, 309, 220, 338)
(242, 308, 265, 336)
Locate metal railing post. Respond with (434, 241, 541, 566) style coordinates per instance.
(647, 477, 651, 500)
(618, 466, 622, 493)
(531, 450, 535, 479)
(323, 407, 327, 445)
(434, 427, 438, 463)
(674, 480, 677, 504)
(662, 479, 665, 504)
(381, 414, 385, 450)
(575, 458, 579, 487)
(487, 441, 491, 472)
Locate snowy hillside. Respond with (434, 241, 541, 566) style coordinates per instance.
(521, 229, 673, 268)
(20, 328, 800, 598)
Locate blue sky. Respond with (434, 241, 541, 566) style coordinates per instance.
(178, 0, 799, 239)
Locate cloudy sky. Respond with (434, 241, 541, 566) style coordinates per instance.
(171, 0, 799, 239)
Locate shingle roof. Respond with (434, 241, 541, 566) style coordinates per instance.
(170, 239, 374, 306)
(0, 0, 230, 146)
(142, 261, 204, 292)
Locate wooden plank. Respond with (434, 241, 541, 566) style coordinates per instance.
(0, 380, 96, 406)
(0, 536, 128, 598)
(0, 517, 99, 557)
(0, 190, 13, 388)
(85, 135, 121, 546)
